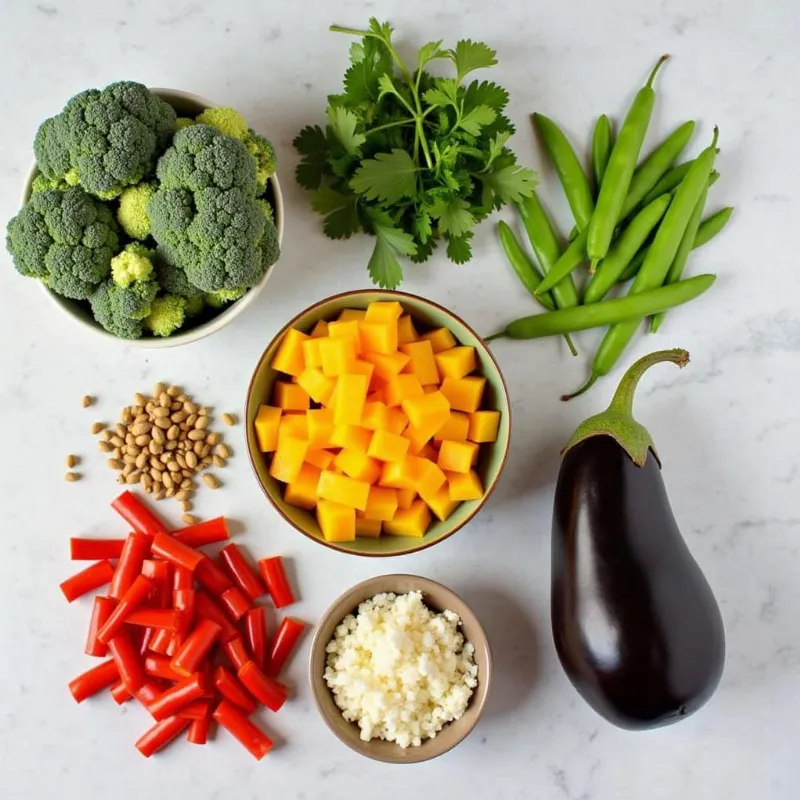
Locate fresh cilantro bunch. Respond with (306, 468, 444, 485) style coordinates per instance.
(294, 19, 537, 288)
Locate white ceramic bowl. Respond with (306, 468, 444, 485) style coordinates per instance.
(20, 88, 284, 348)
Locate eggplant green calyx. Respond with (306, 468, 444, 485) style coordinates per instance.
(562, 348, 689, 467)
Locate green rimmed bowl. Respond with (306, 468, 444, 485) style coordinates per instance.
(245, 289, 511, 557)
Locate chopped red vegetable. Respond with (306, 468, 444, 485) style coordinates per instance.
(135, 716, 190, 758)
(134, 681, 165, 708)
(243, 607, 268, 672)
(149, 628, 172, 655)
(173, 589, 195, 637)
(70, 538, 126, 560)
(69, 659, 119, 703)
(220, 586, 251, 621)
(170, 619, 221, 677)
(223, 637, 250, 671)
(213, 699, 273, 760)
(110, 678, 133, 704)
(258, 556, 296, 609)
(98, 574, 154, 643)
(149, 672, 208, 721)
(144, 654, 184, 682)
(108, 532, 150, 600)
(195, 557, 233, 595)
(238, 661, 287, 712)
(187, 716, 210, 745)
(173, 516, 230, 548)
(112, 490, 167, 538)
(108, 629, 146, 693)
(141, 560, 172, 607)
(151, 532, 204, 573)
(85, 596, 117, 657)
(194, 590, 239, 642)
(177, 700, 211, 720)
(126, 608, 182, 631)
(166, 632, 181, 658)
(172, 565, 193, 591)
(60, 560, 115, 603)
(268, 617, 306, 678)
(213, 665, 256, 714)
(219, 544, 265, 600)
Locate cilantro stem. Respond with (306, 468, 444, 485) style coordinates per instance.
(366, 119, 415, 135)
(329, 24, 371, 36)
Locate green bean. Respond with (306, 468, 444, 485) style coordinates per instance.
(584, 194, 671, 304)
(565, 127, 719, 400)
(484, 274, 716, 343)
(535, 228, 588, 298)
(497, 221, 577, 355)
(587, 55, 668, 268)
(591, 115, 613, 189)
(532, 113, 594, 229)
(638, 160, 693, 208)
(650, 183, 710, 332)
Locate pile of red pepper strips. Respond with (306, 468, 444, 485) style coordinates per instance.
(62, 490, 305, 760)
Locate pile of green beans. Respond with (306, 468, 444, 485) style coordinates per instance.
(493, 55, 734, 399)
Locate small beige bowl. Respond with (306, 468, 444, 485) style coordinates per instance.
(20, 88, 284, 348)
(309, 574, 492, 764)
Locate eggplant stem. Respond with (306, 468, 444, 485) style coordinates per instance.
(608, 348, 689, 418)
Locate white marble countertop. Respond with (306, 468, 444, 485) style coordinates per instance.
(1, 0, 798, 797)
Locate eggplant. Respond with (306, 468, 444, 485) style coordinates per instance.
(551, 349, 725, 730)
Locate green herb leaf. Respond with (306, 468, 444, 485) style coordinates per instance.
(365, 208, 417, 289)
(293, 125, 330, 190)
(428, 196, 475, 237)
(447, 40, 498, 82)
(327, 106, 366, 155)
(412, 211, 433, 244)
(367, 17, 394, 41)
(446, 233, 473, 264)
(422, 78, 460, 109)
(484, 132, 511, 170)
(462, 80, 509, 112)
(482, 164, 538, 204)
(349, 42, 365, 63)
(457, 105, 496, 136)
(310, 186, 361, 239)
(409, 237, 436, 263)
(350, 149, 418, 203)
(417, 40, 445, 71)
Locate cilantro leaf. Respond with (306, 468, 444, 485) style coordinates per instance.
(484, 132, 511, 170)
(364, 208, 417, 289)
(350, 149, 418, 203)
(349, 42, 365, 63)
(482, 164, 539, 204)
(417, 40, 445, 71)
(367, 17, 394, 41)
(446, 40, 498, 82)
(310, 186, 361, 239)
(412, 211, 433, 244)
(409, 237, 436, 263)
(446, 233, 473, 264)
(457, 104, 496, 136)
(422, 78, 460, 109)
(428, 196, 475, 237)
(327, 107, 366, 155)
(462, 80, 509, 112)
(293, 125, 330, 190)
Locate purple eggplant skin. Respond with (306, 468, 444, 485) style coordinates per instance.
(551, 436, 725, 730)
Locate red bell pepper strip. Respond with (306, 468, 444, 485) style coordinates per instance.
(243, 607, 268, 672)
(173, 516, 230, 548)
(68, 659, 119, 703)
(170, 619, 221, 677)
(151, 532, 204, 573)
(238, 661, 287, 712)
(195, 557, 233, 595)
(60, 560, 115, 602)
(108, 532, 150, 600)
(219, 544, 266, 600)
(213, 699, 273, 760)
(165, 633, 181, 658)
(148, 628, 172, 655)
(258, 556, 295, 608)
(141, 560, 172, 607)
(139, 627, 155, 656)
(134, 681, 165, 709)
(148, 672, 208, 721)
(97, 575, 154, 643)
(172, 565, 194, 591)
(219, 586, 251, 621)
(135, 716, 190, 758)
(268, 617, 306, 678)
(173, 589, 195, 637)
(144, 654, 184, 682)
(194, 590, 239, 642)
(126, 608, 182, 631)
(85, 596, 117, 656)
(177, 700, 211, 720)
(187, 716, 210, 745)
(110, 679, 133, 704)
(223, 637, 250, 671)
(70, 538, 126, 560)
(112, 490, 167, 538)
(213, 665, 256, 714)
(108, 629, 145, 693)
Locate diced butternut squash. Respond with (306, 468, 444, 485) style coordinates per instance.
(355, 518, 382, 538)
(397, 314, 418, 345)
(317, 470, 370, 511)
(333, 374, 369, 426)
(297, 368, 335, 405)
(359, 322, 398, 355)
(274, 381, 310, 411)
(361, 401, 390, 431)
(434, 411, 470, 442)
(468, 410, 500, 443)
(306, 448, 335, 470)
(378, 456, 423, 490)
(384, 500, 431, 538)
(254, 405, 281, 452)
(437, 440, 479, 473)
(363, 486, 399, 521)
(349, 359, 376, 384)
(365, 301, 403, 323)
(301, 338, 323, 370)
(447, 470, 483, 501)
(440, 376, 486, 413)
(278, 413, 308, 445)
(402, 424, 432, 455)
(368, 429, 410, 463)
(362, 350, 409, 380)
(333, 449, 382, 484)
(400, 340, 439, 385)
(384, 374, 424, 407)
(386, 407, 409, 435)
(415, 458, 447, 496)
(284, 463, 321, 509)
(269, 436, 309, 483)
(338, 308, 366, 322)
(328, 319, 362, 356)
(401, 391, 450, 439)
(318, 337, 356, 377)
(306, 408, 334, 447)
(419, 443, 438, 460)
(397, 487, 417, 509)
(420, 485, 459, 522)
(271, 328, 309, 376)
(310, 319, 329, 338)
(367, 387, 386, 404)
(420, 326, 456, 353)
(316, 500, 355, 542)
(434, 346, 477, 380)
(329, 425, 372, 453)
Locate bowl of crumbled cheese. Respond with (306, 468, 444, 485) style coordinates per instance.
(309, 574, 491, 763)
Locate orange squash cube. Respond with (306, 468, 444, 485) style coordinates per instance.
(271, 328, 309, 377)
(254, 405, 281, 453)
(333, 449, 382, 484)
(355, 517, 382, 538)
(297, 368, 336, 405)
(316, 499, 356, 542)
(386, 407, 409, 436)
(420, 327, 456, 353)
(400, 340, 439, 385)
(318, 337, 356, 377)
(434, 346, 477, 380)
(307, 408, 334, 447)
(401, 391, 450, 439)
(378, 456, 423, 490)
(434, 411, 470, 443)
(447, 470, 483, 501)
(468, 410, 500, 443)
(367, 388, 386, 405)
(384, 374, 424, 408)
(437, 440, 479, 473)
(317, 470, 371, 511)
(359, 322, 398, 355)
(274, 381, 310, 411)
(301, 338, 323, 370)
(310, 319, 329, 338)
(419, 443, 438, 460)
(415, 458, 447, 496)
(333, 374, 369, 426)
(396, 487, 417, 509)
(365, 301, 403, 323)
(384, 500, 431, 538)
(269, 436, 309, 483)
(329, 424, 372, 453)
(440, 376, 486, 413)
(397, 314, 418, 345)
(362, 350, 409, 380)
(349, 359, 376, 385)
(277, 413, 308, 445)
(368, 429, 410, 463)
(338, 308, 366, 322)
(419, 485, 459, 522)
(284, 463, 322, 510)
(305, 448, 335, 470)
(363, 486, 399, 521)
(328, 319, 362, 356)
(361, 401, 390, 431)
(402, 424, 431, 455)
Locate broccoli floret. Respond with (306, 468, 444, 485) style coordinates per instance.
(195, 107, 249, 139)
(117, 182, 156, 240)
(149, 124, 280, 292)
(111, 242, 155, 285)
(33, 81, 176, 199)
(153, 258, 203, 298)
(258, 198, 274, 224)
(205, 287, 247, 308)
(31, 173, 70, 194)
(245, 132, 277, 194)
(184, 294, 206, 317)
(145, 295, 186, 337)
(90, 280, 153, 339)
(6, 187, 119, 299)
(174, 117, 195, 132)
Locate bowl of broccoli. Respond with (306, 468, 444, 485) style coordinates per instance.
(8, 83, 284, 347)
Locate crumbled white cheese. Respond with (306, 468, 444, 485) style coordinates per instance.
(323, 590, 478, 748)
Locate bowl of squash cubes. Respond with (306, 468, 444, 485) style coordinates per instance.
(245, 290, 510, 556)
